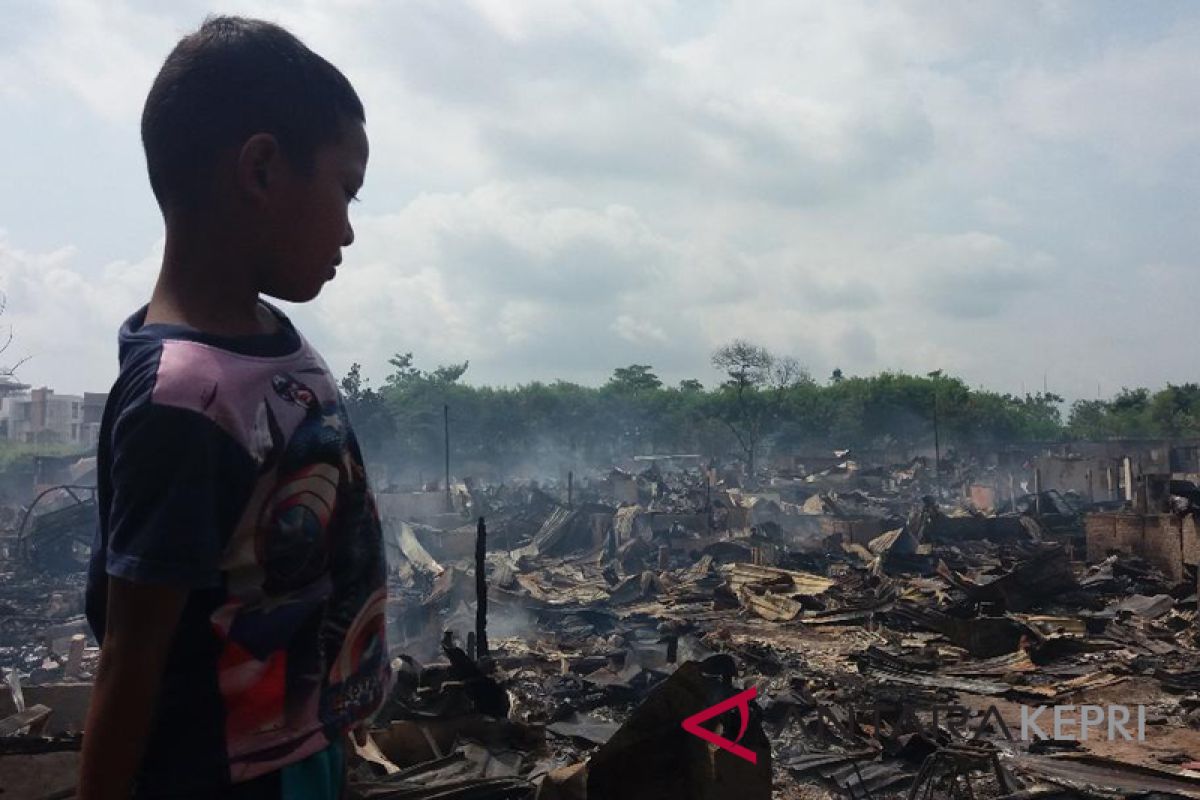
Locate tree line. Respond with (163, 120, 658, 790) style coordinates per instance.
(339, 340, 1200, 477)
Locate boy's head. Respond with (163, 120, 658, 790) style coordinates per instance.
(143, 16, 367, 302)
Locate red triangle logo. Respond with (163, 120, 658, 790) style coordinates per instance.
(681, 685, 758, 764)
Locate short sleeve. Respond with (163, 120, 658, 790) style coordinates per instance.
(105, 402, 255, 588)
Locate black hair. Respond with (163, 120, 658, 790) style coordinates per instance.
(141, 16, 365, 212)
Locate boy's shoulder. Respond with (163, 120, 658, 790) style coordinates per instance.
(109, 302, 335, 451)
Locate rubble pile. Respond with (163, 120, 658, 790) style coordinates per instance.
(6, 456, 1200, 799)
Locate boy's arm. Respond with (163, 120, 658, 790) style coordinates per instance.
(78, 576, 188, 800)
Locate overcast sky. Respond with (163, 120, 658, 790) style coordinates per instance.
(1, 0, 1198, 401)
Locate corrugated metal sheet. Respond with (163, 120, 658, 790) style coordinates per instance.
(728, 563, 835, 595)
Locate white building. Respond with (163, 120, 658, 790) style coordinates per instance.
(0, 388, 107, 447)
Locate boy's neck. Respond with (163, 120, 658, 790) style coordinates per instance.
(147, 224, 279, 337)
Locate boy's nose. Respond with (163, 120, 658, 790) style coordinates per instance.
(343, 221, 355, 247)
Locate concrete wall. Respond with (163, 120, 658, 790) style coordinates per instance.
(1084, 512, 1199, 583)
(0, 682, 92, 734)
(1034, 455, 1112, 500)
(819, 516, 886, 546)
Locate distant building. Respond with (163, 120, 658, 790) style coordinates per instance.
(0, 387, 107, 447)
(0, 374, 29, 398)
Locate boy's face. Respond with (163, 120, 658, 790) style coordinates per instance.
(259, 119, 369, 303)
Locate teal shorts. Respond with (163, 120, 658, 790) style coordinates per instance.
(224, 740, 345, 800)
(135, 739, 346, 799)
(279, 740, 345, 800)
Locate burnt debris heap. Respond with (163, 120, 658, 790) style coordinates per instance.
(8, 443, 1200, 799)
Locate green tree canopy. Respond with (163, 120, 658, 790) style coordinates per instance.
(340, 354, 1200, 482)
(607, 364, 663, 393)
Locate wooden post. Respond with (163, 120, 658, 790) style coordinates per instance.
(1034, 468, 1042, 515)
(474, 517, 488, 660)
(1142, 461, 1151, 513)
(706, 467, 715, 534)
(932, 389, 941, 496)
(65, 634, 86, 679)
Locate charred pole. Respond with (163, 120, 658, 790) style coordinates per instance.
(932, 392, 941, 494)
(474, 516, 489, 660)
(927, 370, 942, 496)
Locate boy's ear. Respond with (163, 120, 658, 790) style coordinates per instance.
(235, 133, 282, 203)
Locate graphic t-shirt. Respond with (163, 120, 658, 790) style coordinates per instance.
(85, 303, 389, 794)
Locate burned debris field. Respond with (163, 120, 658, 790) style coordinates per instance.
(6, 0, 1200, 796)
(7, 419, 1200, 799)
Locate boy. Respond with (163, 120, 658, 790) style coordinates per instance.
(80, 16, 388, 799)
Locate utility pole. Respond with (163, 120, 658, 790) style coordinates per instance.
(932, 393, 941, 496)
(444, 404, 451, 512)
(928, 371, 942, 497)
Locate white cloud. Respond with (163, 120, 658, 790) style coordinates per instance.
(896, 232, 1054, 319)
(611, 314, 667, 345)
(0, 233, 160, 392)
(2, 1, 1200, 402)
(10, 0, 175, 125)
(1006, 25, 1200, 178)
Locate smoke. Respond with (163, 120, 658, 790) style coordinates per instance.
(487, 601, 537, 640)
(387, 594, 538, 663)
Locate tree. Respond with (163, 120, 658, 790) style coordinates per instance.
(379, 354, 471, 471)
(712, 340, 772, 391)
(607, 364, 662, 393)
(0, 292, 30, 395)
(710, 340, 803, 476)
(1150, 383, 1200, 436)
(385, 352, 468, 389)
(352, 349, 1200, 483)
(1068, 388, 1153, 439)
(339, 363, 394, 461)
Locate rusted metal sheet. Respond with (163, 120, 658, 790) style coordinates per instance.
(860, 663, 1010, 695)
(1009, 753, 1200, 799)
(738, 588, 803, 622)
(1015, 615, 1089, 637)
(728, 563, 835, 596)
(942, 649, 1037, 676)
(1013, 671, 1128, 700)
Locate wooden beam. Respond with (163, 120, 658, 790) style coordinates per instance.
(0, 704, 51, 737)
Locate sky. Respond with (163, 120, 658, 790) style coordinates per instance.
(1, 0, 1198, 402)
